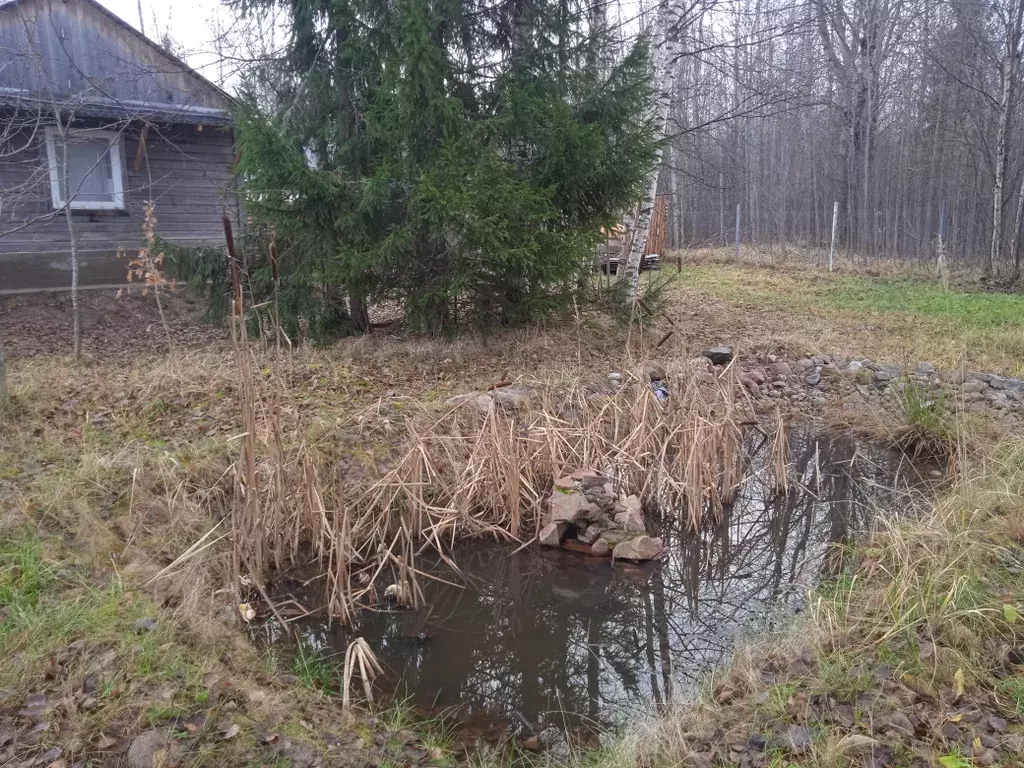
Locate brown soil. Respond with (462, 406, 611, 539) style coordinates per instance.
(0, 289, 228, 360)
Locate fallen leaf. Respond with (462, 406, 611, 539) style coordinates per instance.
(94, 733, 118, 750)
(835, 734, 877, 755)
(222, 723, 240, 740)
(1004, 603, 1019, 625)
(953, 668, 965, 697)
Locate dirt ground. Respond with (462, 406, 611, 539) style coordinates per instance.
(0, 288, 228, 360)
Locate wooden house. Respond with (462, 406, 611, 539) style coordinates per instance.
(0, 0, 237, 290)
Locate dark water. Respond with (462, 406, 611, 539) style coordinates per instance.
(254, 428, 937, 735)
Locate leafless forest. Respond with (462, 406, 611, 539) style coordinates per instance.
(660, 0, 1024, 274)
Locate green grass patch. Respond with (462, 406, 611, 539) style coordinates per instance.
(292, 642, 341, 694)
(821, 276, 1024, 328)
(681, 265, 1024, 331)
(0, 528, 205, 693)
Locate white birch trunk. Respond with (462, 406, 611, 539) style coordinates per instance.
(990, 54, 1012, 276)
(1011, 168, 1024, 275)
(623, 3, 681, 306)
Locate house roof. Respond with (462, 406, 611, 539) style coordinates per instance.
(0, 88, 236, 125)
(0, 0, 234, 125)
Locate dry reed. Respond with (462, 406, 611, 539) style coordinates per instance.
(221, 352, 764, 623)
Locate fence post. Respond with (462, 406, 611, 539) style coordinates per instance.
(829, 200, 839, 272)
(734, 203, 741, 261)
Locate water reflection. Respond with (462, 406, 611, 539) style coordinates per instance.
(256, 428, 936, 732)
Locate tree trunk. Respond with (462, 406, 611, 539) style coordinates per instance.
(990, 54, 1013, 276)
(1010, 169, 1024, 275)
(66, 208, 81, 360)
(623, 2, 684, 306)
(0, 339, 7, 399)
(990, 0, 1024, 276)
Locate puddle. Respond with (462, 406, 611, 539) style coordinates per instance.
(253, 427, 938, 736)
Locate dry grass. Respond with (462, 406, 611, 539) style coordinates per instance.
(677, 244, 977, 282)
(665, 261, 1024, 375)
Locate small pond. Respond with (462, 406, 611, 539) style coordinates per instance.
(253, 427, 938, 736)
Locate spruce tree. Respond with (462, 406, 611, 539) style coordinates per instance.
(226, 0, 656, 337)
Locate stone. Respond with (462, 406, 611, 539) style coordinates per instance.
(990, 394, 1012, 409)
(128, 729, 182, 768)
(769, 362, 792, 377)
(805, 372, 821, 386)
(554, 475, 577, 490)
(812, 397, 828, 407)
(612, 535, 663, 561)
(797, 357, 814, 371)
(989, 376, 1007, 389)
(607, 372, 622, 384)
(539, 523, 565, 547)
(591, 538, 611, 557)
(962, 379, 987, 394)
(614, 509, 645, 534)
(915, 361, 936, 375)
(599, 529, 629, 546)
(702, 347, 733, 365)
(571, 469, 606, 488)
(874, 369, 893, 382)
(621, 494, 642, 512)
(641, 361, 667, 381)
(548, 491, 593, 524)
(1005, 378, 1024, 391)
(845, 360, 863, 374)
(490, 386, 535, 407)
(739, 374, 760, 393)
(579, 523, 610, 544)
(134, 617, 158, 633)
(445, 393, 494, 413)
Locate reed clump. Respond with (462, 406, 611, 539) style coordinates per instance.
(223, 354, 763, 621)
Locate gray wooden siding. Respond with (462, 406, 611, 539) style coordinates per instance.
(0, 123, 236, 267)
(0, 0, 231, 112)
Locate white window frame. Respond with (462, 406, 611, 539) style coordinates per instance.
(44, 127, 125, 211)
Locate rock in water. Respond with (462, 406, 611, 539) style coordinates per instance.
(621, 494, 642, 512)
(591, 538, 611, 557)
(538, 523, 565, 547)
(612, 536, 663, 561)
(613, 509, 645, 534)
(702, 347, 733, 365)
(547, 491, 593, 524)
(571, 468, 606, 488)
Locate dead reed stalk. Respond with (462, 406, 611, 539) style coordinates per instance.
(221, 354, 757, 623)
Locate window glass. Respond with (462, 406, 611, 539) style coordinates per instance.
(55, 136, 116, 204)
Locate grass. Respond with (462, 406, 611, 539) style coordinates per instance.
(2, 262, 1023, 765)
(669, 262, 1024, 374)
(293, 642, 342, 694)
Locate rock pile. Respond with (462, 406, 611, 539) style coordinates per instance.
(539, 469, 664, 562)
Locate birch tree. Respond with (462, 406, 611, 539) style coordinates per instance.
(988, 0, 1024, 276)
(623, 0, 708, 305)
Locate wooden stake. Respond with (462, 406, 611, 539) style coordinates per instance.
(829, 201, 839, 272)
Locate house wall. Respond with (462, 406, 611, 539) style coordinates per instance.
(0, 123, 237, 290)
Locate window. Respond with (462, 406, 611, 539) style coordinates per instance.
(44, 128, 125, 210)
